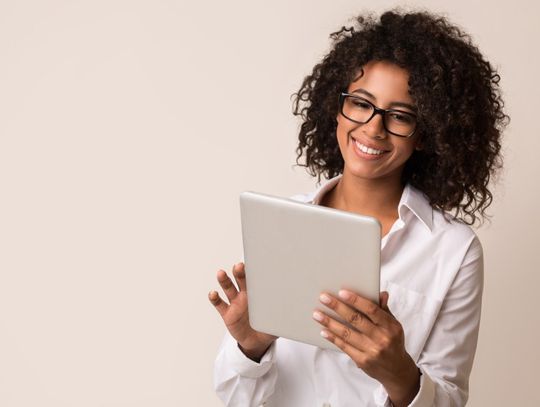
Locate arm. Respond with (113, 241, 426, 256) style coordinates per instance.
(313, 290, 421, 407)
(405, 236, 484, 406)
(209, 263, 279, 406)
(214, 332, 278, 407)
(314, 237, 483, 406)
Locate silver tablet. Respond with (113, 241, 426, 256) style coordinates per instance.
(240, 191, 381, 351)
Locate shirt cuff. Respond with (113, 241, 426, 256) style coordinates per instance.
(373, 368, 435, 407)
(373, 385, 393, 407)
(408, 368, 435, 407)
(223, 334, 276, 379)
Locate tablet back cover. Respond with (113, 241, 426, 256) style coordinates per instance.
(240, 191, 381, 351)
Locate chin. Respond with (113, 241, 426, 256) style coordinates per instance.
(343, 162, 404, 184)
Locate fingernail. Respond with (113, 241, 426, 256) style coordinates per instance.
(319, 294, 331, 304)
(320, 330, 329, 338)
(312, 311, 324, 322)
(338, 290, 352, 300)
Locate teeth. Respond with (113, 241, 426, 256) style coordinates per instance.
(354, 140, 384, 155)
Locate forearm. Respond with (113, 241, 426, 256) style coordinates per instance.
(214, 333, 278, 407)
(384, 363, 421, 407)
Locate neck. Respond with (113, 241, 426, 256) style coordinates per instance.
(325, 172, 404, 221)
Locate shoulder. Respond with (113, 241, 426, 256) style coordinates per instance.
(432, 208, 480, 242)
(406, 184, 480, 250)
(288, 191, 317, 204)
(289, 175, 342, 205)
(434, 209, 477, 235)
(431, 207, 483, 264)
(405, 184, 482, 267)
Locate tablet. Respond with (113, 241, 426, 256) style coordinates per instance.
(239, 191, 381, 351)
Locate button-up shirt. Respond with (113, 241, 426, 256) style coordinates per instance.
(214, 175, 483, 406)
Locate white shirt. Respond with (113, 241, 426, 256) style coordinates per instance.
(214, 175, 483, 407)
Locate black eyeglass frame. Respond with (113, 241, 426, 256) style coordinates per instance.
(338, 92, 418, 138)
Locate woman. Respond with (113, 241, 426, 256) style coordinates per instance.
(209, 9, 508, 407)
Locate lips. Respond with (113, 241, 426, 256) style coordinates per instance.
(350, 136, 388, 156)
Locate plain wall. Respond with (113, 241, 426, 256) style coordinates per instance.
(0, 0, 538, 406)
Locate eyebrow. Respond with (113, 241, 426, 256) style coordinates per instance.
(350, 88, 417, 112)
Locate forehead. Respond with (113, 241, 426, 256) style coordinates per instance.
(348, 60, 412, 103)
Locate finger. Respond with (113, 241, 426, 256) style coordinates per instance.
(319, 293, 376, 337)
(217, 269, 239, 302)
(208, 290, 229, 317)
(232, 262, 247, 292)
(312, 310, 373, 352)
(379, 291, 394, 317)
(337, 289, 391, 326)
(320, 328, 366, 366)
(379, 291, 389, 309)
(379, 291, 396, 319)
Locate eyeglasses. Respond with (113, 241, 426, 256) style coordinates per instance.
(338, 92, 418, 138)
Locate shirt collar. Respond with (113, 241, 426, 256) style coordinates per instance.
(310, 174, 433, 232)
(398, 183, 433, 231)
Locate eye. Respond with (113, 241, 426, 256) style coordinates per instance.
(389, 111, 415, 124)
(349, 98, 372, 110)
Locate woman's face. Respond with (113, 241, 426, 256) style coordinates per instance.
(336, 60, 420, 184)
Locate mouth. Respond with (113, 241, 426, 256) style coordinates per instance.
(350, 136, 389, 156)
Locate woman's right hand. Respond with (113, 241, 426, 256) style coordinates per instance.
(209, 262, 277, 361)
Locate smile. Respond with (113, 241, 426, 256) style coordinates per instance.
(351, 138, 387, 156)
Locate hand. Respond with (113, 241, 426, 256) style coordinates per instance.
(208, 262, 277, 361)
(313, 290, 420, 407)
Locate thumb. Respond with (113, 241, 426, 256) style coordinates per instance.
(379, 291, 393, 316)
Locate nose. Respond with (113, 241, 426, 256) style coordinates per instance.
(362, 112, 387, 139)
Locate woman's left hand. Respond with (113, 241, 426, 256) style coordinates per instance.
(313, 290, 420, 407)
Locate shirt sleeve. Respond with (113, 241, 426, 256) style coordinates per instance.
(214, 332, 278, 407)
(377, 236, 484, 407)
(374, 369, 435, 407)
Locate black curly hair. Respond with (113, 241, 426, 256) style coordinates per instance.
(292, 9, 509, 225)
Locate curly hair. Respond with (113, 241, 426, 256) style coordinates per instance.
(292, 9, 509, 225)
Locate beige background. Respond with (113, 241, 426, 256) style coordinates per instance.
(0, 0, 538, 406)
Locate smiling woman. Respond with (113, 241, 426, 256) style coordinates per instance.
(336, 62, 419, 230)
(326, 61, 422, 236)
(294, 12, 507, 227)
(209, 8, 508, 407)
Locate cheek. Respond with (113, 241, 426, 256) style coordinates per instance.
(394, 142, 417, 164)
(335, 117, 351, 149)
